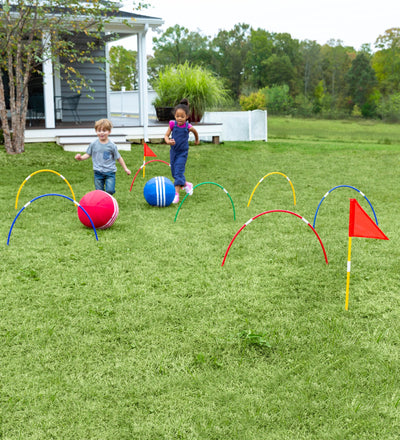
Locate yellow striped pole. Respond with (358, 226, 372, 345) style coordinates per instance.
(345, 236, 352, 310)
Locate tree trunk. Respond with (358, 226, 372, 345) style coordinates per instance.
(0, 107, 27, 154)
(0, 23, 32, 154)
(0, 79, 14, 154)
(12, 115, 26, 154)
(1, 109, 27, 154)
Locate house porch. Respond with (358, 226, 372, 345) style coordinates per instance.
(24, 116, 223, 151)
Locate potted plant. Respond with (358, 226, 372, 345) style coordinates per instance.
(152, 62, 228, 122)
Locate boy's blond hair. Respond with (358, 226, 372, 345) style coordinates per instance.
(94, 118, 113, 132)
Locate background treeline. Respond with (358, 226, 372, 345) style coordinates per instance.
(110, 24, 400, 121)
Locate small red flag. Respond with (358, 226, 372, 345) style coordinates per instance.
(143, 142, 157, 158)
(349, 199, 388, 240)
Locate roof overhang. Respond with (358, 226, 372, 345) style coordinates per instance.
(1, 5, 163, 37)
(104, 14, 164, 36)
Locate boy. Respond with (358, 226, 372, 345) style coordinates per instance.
(75, 119, 131, 195)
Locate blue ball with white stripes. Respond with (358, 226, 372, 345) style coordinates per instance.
(143, 176, 175, 207)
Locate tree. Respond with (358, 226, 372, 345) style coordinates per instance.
(299, 40, 322, 98)
(272, 32, 301, 93)
(373, 28, 400, 94)
(272, 32, 300, 66)
(244, 31, 300, 95)
(210, 23, 251, 98)
(244, 28, 273, 89)
(346, 52, 377, 116)
(151, 25, 211, 70)
(109, 45, 137, 91)
(262, 54, 295, 88)
(0, 0, 136, 154)
(320, 40, 355, 108)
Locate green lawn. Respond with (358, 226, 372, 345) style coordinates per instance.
(268, 115, 400, 145)
(1, 119, 400, 439)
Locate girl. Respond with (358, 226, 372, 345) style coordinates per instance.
(164, 99, 200, 204)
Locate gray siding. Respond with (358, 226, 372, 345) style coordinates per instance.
(60, 47, 108, 123)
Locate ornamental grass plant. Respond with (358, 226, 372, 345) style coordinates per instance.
(152, 62, 229, 121)
(1, 117, 400, 439)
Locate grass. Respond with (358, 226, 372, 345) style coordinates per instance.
(268, 115, 400, 145)
(1, 118, 400, 439)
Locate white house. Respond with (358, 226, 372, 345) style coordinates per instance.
(21, 6, 223, 149)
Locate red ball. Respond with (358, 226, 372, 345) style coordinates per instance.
(78, 190, 119, 230)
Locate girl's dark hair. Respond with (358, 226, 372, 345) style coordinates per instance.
(174, 98, 190, 116)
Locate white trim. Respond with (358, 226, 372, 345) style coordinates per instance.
(42, 32, 55, 128)
(137, 24, 149, 141)
(104, 17, 163, 34)
(248, 110, 252, 141)
(264, 110, 268, 142)
(105, 39, 111, 119)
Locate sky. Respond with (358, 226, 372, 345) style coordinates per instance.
(117, 0, 400, 53)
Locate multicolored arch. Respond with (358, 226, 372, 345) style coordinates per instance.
(129, 159, 171, 192)
(247, 172, 296, 207)
(7, 193, 98, 245)
(221, 210, 328, 266)
(312, 185, 378, 229)
(15, 169, 76, 209)
(174, 182, 236, 222)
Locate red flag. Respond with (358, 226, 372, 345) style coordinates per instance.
(143, 142, 157, 158)
(349, 199, 388, 240)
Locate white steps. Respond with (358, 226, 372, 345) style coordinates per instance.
(56, 135, 132, 152)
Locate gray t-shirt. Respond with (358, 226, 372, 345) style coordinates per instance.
(86, 138, 121, 173)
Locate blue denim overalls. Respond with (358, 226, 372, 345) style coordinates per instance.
(170, 121, 190, 187)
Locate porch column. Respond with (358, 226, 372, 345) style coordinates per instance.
(137, 24, 149, 141)
(105, 39, 111, 119)
(42, 31, 55, 128)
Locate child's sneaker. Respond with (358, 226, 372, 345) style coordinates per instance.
(173, 192, 179, 204)
(184, 182, 193, 195)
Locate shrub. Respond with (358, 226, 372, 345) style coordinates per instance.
(351, 104, 362, 118)
(239, 91, 266, 110)
(361, 102, 377, 118)
(377, 93, 400, 122)
(261, 84, 293, 115)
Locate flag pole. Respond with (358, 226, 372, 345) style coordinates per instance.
(143, 139, 146, 178)
(142, 142, 157, 178)
(345, 236, 352, 310)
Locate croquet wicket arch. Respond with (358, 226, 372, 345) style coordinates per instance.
(247, 172, 296, 207)
(174, 182, 236, 222)
(312, 185, 378, 229)
(221, 210, 328, 266)
(7, 193, 98, 245)
(129, 159, 171, 192)
(15, 169, 76, 209)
